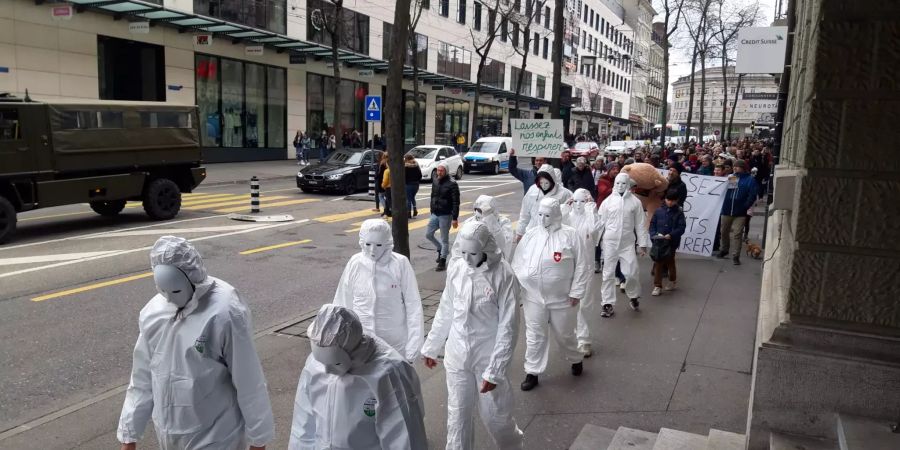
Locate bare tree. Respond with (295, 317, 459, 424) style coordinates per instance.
(713, 0, 761, 138)
(506, 0, 552, 125)
(409, 0, 427, 146)
(549, 0, 564, 119)
(313, 0, 346, 151)
(469, 0, 511, 140)
(577, 77, 615, 138)
(681, 0, 715, 143)
(655, 0, 686, 147)
(385, 0, 414, 255)
(727, 73, 743, 139)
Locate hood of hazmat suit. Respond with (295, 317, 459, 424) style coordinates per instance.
(512, 198, 592, 305)
(453, 195, 514, 259)
(289, 305, 427, 450)
(564, 188, 601, 246)
(517, 164, 573, 236)
(597, 174, 651, 250)
(333, 219, 424, 362)
(118, 236, 274, 449)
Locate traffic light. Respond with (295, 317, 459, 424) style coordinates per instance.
(751, 120, 756, 131)
(607, 119, 612, 127)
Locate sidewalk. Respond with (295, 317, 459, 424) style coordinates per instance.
(202, 158, 301, 187)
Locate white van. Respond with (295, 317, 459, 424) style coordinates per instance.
(463, 136, 512, 175)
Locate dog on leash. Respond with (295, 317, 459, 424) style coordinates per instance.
(746, 241, 763, 259)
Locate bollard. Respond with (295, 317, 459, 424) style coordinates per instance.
(368, 169, 376, 197)
(250, 176, 260, 213)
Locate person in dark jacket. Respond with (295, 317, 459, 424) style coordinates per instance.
(649, 190, 687, 296)
(373, 152, 388, 214)
(559, 150, 575, 188)
(427, 163, 461, 271)
(508, 149, 546, 193)
(667, 163, 688, 207)
(717, 159, 758, 265)
(404, 154, 423, 218)
(749, 148, 770, 199)
(566, 157, 598, 199)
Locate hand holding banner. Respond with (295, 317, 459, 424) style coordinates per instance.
(511, 119, 566, 158)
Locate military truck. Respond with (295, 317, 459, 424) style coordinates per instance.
(0, 96, 206, 243)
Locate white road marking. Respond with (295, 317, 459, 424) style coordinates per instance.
(0, 219, 310, 279)
(0, 251, 122, 266)
(75, 224, 264, 239)
(330, 197, 347, 201)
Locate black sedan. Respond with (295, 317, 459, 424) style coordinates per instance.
(296, 148, 383, 195)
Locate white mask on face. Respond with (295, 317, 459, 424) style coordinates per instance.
(153, 265, 195, 308)
(311, 344, 353, 376)
(538, 209, 553, 229)
(474, 209, 484, 221)
(613, 173, 631, 196)
(457, 237, 486, 269)
(361, 229, 391, 261)
(539, 178, 553, 192)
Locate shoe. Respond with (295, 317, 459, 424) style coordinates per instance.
(594, 262, 601, 274)
(651, 287, 661, 296)
(571, 362, 583, 376)
(619, 281, 626, 293)
(733, 257, 741, 266)
(663, 281, 677, 291)
(521, 374, 539, 391)
(578, 343, 593, 358)
(629, 298, 640, 311)
(716, 250, 728, 259)
(436, 257, 447, 272)
(409, 210, 413, 219)
(435, 252, 442, 263)
(601, 304, 615, 318)
(413, 208, 418, 218)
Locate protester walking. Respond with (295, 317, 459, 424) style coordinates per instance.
(508, 149, 546, 194)
(717, 159, 758, 265)
(381, 160, 393, 218)
(649, 190, 687, 296)
(667, 163, 688, 207)
(375, 153, 390, 216)
(294, 131, 305, 165)
(427, 163, 461, 272)
(404, 154, 423, 218)
(566, 157, 598, 199)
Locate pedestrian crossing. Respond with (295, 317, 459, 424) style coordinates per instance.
(126, 192, 321, 214)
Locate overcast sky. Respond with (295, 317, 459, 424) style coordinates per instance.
(657, 0, 779, 101)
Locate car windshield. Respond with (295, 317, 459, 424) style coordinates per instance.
(575, 142, 596, 149)
(326, 150, 366, 165)
(609, 141, 627, 147)
(470, 141, 500, 153)
(408, 147, 438, 159)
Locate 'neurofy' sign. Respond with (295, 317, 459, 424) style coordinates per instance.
(658, 169, 729, 256)
(511, 119, 566, 158)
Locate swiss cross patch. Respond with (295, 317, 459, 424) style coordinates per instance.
(553, 252, 562, 262)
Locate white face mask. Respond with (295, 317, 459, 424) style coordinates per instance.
(538, 208, 554, 230)
(153, 265, 195, 308)
(573, 199, 588, 213)
(361, 229, 391, 261)
(474, 209, 484, 221)
(457, 238, 486, 269)
(614, 177, 629, 196)
(311, 344, 353, 376)
(539, 178, 553, 192)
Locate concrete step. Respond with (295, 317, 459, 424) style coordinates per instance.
(707, 429, 745, 450)
(608, 426, 658, 450)
(651, 428, 708, 450)
(570, 424, 617, 450)
(836, 413, 900, 450)
(769, 431, 837, 450)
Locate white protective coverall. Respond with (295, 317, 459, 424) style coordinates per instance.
(511, 198, 591, 376)
(452, 195, 514, 260)
(289, 304, 427, 450)
(516, 164, 573, 237)
(597, 173, 651, 305)
(117, 236, 274, 449)
(563, 188, 601, 346)
(333, 219, 424, 361)
(422, 221, 524, 450)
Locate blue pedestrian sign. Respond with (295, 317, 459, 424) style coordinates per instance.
(365, 95, 382, 122)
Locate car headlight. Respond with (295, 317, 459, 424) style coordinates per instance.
(326, 173, 344, 180)
(297, 172, 304, 178)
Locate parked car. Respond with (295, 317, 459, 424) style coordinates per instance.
(604, 141, 629, 156)
(571, 141, 601, 159)
(297, 148, 382, 194)
(463, 137, 511, 175)
(407, 145, 463, 181)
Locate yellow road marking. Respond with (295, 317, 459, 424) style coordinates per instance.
(213, 198, 320, 214)
(32, 272, 153, 302)
(240, 239, 312, 255)
(493, 191, 516, 198)
(183, 196, 289, 211)
(180, 195, 249, 207)
(315, 208, 381, 224)
(19, 210, 93, 222)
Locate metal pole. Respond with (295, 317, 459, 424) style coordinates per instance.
(250, 176, 260, 213)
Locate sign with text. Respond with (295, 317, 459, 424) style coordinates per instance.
(511, 119, 566, 158)
(50, 5, 73, 20)
(659, 170, 729, 256)
(194, 34, 213, 46)
(357, 69, 374, 78)
(129, 21, 150, 34)
(736, 26, 788, 74)
(245, 45, 264, 56)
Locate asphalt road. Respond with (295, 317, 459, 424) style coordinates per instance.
(0, 172, 525, 434)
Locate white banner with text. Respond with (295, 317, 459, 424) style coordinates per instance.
(511, 119, 566, 158)
(659, 170, 729, 256)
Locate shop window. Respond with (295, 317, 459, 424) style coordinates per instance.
(306, 73, 368, 144)
(475, 104, 503, 138)
(97, 36, 164, 102)
(435, 96, 470, 146)
(195, 0, 285, 34)
(140, 111, 193, 128)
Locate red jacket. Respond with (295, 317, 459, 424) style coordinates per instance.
(597, 174, 614, 205)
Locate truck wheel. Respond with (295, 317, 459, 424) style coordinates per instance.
(142, 178, 181, 220)
(90, 200, 127, 216)
(0, 196, 16, 244)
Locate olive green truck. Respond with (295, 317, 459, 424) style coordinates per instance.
(0, 97, 206, 244)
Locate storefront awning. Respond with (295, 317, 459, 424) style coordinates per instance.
(571, 109, 635, 125)
(59, 0, 551, 107)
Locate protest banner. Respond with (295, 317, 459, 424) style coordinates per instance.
(511, 119, 566, 158)
(659, 170, 729, 256)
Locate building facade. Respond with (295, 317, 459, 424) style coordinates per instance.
(646, 23, 664, 131)
(1, 0, 561, 162)
(620, 0, 654, 137)
(670, 66, 778, 138)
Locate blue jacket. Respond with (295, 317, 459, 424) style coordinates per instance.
(721, 172, 758, 216)
(649, 204, 687, 249)
(508, 155, 538, 193)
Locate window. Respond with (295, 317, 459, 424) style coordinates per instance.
(601, 18, 605, 33)
(513, 23, 519, 47)
(439, 0, 449, 17)
(0, 109, 21, 140)
(307, 0, 369, 54)
(533, 32, 539, 55)
(536, 75, 546, 99)
(589, 10, 593, 27)
(614, 101, 622, 117)
(510, 67, 532, 96)
(544, 6, 550, 28)
(195, 0, 285, 34)
(536, 4, 541, 23)
(482, 58, 505, 89)
(542, 37, 548, 59)
(139, 111, 192, 128)
(474, 2, 482, 30)
(501, 17, 508, 42)
(602, 98, 612, 114)
(383, 23, 428, 68)
(437, 41, 472, 80)
(435, 96, 470, 145)
(525, 0, 532, 18)
(58, 110, 124, 130)
(97, 36, 165, 101)
(306, 73, 367, 145)
(582, 5, 588, 21)
(488, 8, 496, 32)
(475, 104, 503, 137)
(457, 0, 466, 23)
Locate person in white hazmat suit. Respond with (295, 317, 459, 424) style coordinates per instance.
(422, 221, 524, 450)
(597, 173, 651, 317)
(515, 164, 573, 242)
(511, 198, 592, 391)
(333, 219, 424, 362)
(451, 195, 514, 260)
(563, 188, 601, 358)
(117, 236, 274, 450)
(289, 304, 427, 450)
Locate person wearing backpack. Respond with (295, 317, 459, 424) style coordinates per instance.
(649, 190, 686, 296)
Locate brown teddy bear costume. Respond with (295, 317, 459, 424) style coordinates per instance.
(620, 162, 669, 228)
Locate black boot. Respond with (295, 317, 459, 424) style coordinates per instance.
(436, 257, 447, 272)
(572, 362, 583, 376)
(733, 256, 741, 265)
(716, 250, 728, 258)
(629, 298, 640, 311)
(521, 374, 539, 391)
(435, 252, 442, 263)
(413, 208, 418, 218)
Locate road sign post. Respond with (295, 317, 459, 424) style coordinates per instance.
(365, 95, 382, 122)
